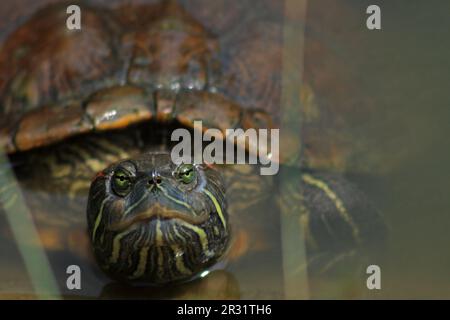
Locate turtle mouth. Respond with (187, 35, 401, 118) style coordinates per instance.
(108, 203, 210, 232)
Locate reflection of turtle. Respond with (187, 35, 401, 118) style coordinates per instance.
(0, 1, 385, 290)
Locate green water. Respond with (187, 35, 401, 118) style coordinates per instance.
(326, 0, 450, 298)
(354, 0, 450, 298)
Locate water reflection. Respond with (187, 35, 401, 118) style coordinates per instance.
(99, 270, 240, 300)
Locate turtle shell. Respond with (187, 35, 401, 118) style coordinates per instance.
(0, 0, 387, 176)
(0, 1, 275, 156)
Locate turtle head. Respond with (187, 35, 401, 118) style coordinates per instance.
(87, 152, 229, 284)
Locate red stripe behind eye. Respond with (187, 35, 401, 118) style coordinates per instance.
(93, 171, 105, 181)
(203, 161, 215, 169)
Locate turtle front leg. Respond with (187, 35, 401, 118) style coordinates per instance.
(277, 165, 387, 298)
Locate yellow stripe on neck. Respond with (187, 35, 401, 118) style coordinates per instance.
(203, 189, 227, 230)
(301, 174, 361, 244)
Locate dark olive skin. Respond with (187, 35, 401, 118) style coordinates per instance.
(87, 152, 229, 284)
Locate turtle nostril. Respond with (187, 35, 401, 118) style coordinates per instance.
(150, 171, 162, 185)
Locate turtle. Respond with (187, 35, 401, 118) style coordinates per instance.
(0, 0, 386, 297)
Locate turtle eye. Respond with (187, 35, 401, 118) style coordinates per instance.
(112, 169, 132, 196)
(177, 164, 196, 184)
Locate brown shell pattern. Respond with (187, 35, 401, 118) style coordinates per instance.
(0, 1, 277, 154)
